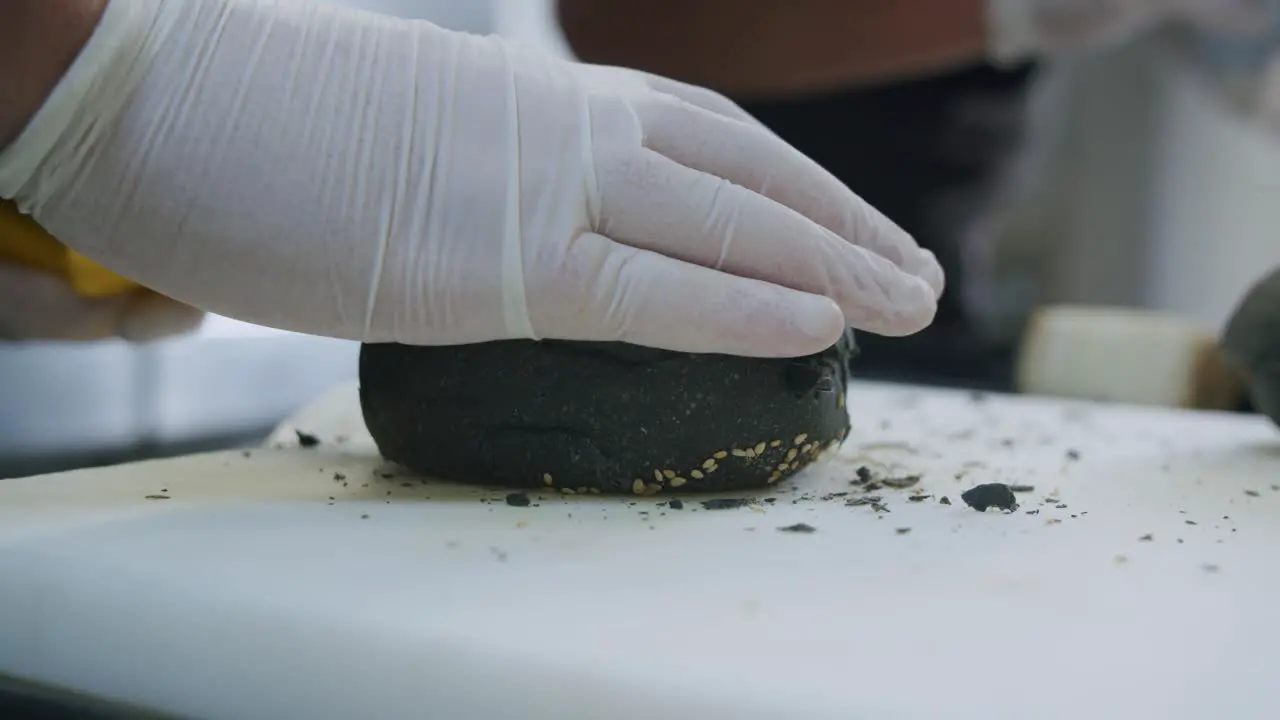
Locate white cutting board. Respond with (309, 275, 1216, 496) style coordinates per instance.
(1, 382, 1279, 719)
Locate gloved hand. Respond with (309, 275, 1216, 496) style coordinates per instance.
(988, 0, 1270, 64)
(0, 0, 943, 358)
(0, 262, 204, 341)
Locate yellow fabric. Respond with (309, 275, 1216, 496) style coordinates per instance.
(0, 200, 140, 298)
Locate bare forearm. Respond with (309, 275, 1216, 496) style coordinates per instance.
(0, 0, 107, 152)
(557, 0, 989, 99)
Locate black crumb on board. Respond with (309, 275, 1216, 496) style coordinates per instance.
(668, 499, 685, 510)
(295, 430, 321, 448)
(778, 523, 817, 534)
(505, 492, 531, 508)
(960, 483, 1019, 513)
(701, 498, 752, 511)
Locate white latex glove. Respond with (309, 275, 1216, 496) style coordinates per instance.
(0, 263, 204, 341)
(989, 0, 1270, 64)
(0, 0, 943, 358)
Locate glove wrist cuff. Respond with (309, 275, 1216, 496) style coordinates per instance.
(0, 0, 160, 209)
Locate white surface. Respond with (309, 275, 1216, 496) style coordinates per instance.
(2, 382, 1279, 718)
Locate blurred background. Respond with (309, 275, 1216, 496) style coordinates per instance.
(3, 0, 1280, 478)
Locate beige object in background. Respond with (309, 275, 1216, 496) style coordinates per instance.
(1017, 304, 1246, 410)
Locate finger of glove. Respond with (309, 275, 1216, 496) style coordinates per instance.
(636, 95, 945, 297)
(119, 292, 206, 342)
(597, 150, 937, 337)
(0, 263, 125, 340)
(641, 73, 770, 129)
(530, 232, 846, 356)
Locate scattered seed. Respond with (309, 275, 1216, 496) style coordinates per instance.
(714, 451, 728, 460)
(690, 469, 705, 479)
(732, 449, 750, 458)
(794, 434, 808, 446)
(670, 476, 688, 488)
(754, 442, 767, 455)
(542, 473, 553, 486)
(662, 469, 676, 479)
(632, 479, 646, 495)
(770, 440, 783, 448)
(653, 470, 664, 483)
